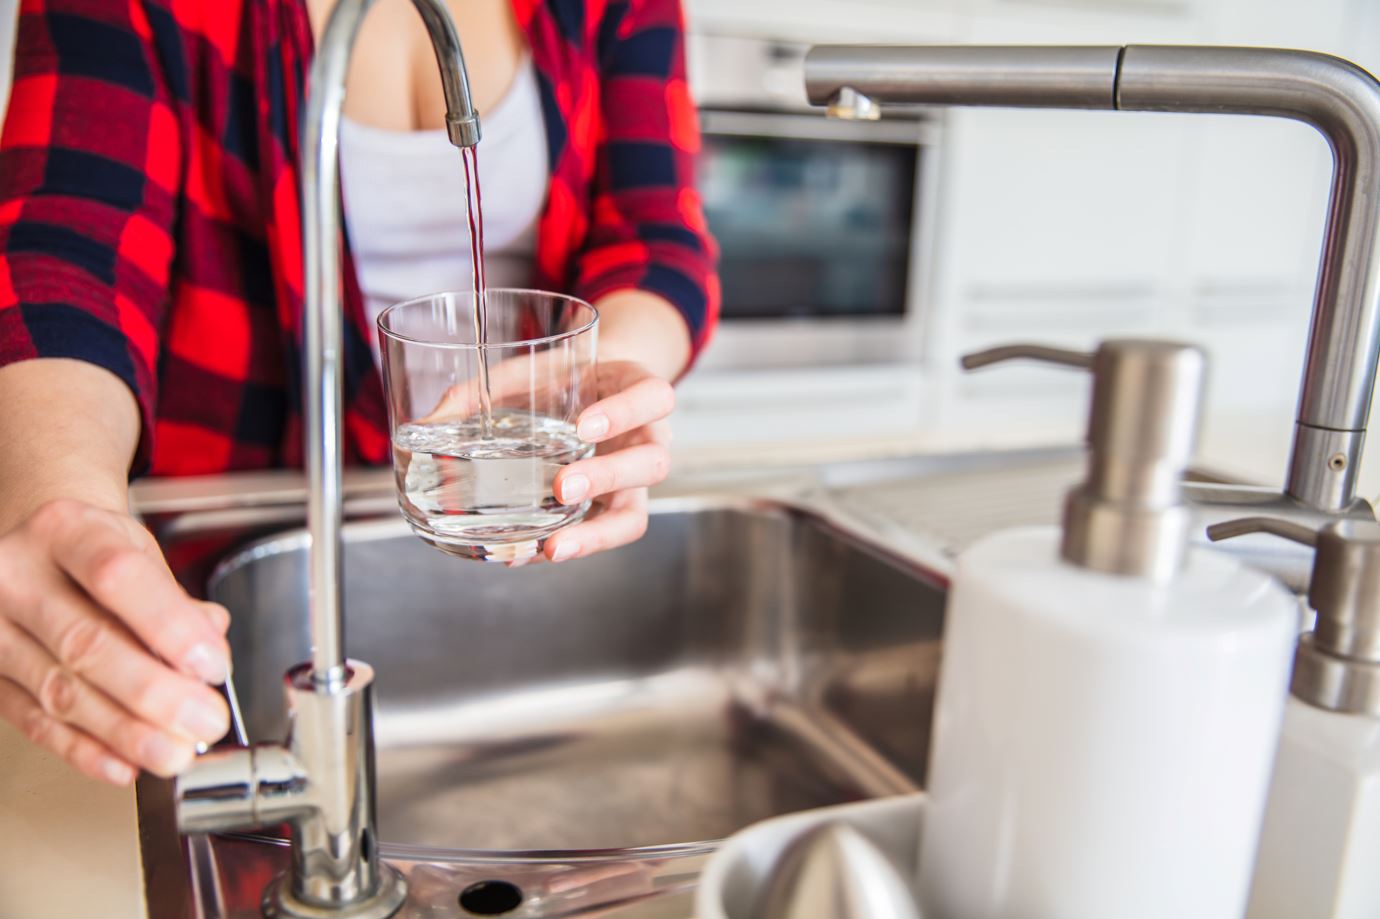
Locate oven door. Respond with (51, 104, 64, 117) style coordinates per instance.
(696, 108, 938, 370)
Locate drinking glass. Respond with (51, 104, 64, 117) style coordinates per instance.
(378, 289, 599, 562)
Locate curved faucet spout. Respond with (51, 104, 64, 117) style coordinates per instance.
(1116, 47, 1380, 513)
(410, 0, 483, 147)
(806, 44, 1380, 513)
(302, 0, 481, 691)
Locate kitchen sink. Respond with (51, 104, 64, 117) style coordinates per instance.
(133, 452, 1089, 917)
(131, 445, 1265, 915)
(208, 498, 946, 854)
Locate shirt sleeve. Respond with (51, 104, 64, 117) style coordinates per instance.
(571, 0, 721, 367)
(0, 1, 182, 474)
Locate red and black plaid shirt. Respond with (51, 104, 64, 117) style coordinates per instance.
(0, 0, 719, 476)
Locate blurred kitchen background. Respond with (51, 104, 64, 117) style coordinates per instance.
(5, 0, 1379, 489)
(674, 0, 1380, 495)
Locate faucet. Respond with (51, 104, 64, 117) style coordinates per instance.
(172, 2, 480, 916)
(804, 45, 1380, 582)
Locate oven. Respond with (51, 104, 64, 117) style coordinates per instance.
(688, 33, 942, 371)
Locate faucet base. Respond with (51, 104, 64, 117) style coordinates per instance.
(1286, 423, 1366, 513)
(263, 865, 408, 919)
(1186, 481, 1377, 591)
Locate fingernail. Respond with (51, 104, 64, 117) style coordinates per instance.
(102, 758, 135, 786)
(552, 541, 580, 563)
(183, 643, 230, 685)
(176, 698, 229, 743)
(578, 414, 610, 442)
(561, 474, 590, 504)
(201, 602, 231, 633)
(141, 732, 194, 776)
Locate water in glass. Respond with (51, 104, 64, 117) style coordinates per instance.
(392, 409, 592, 558)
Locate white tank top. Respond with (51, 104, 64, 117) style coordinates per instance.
(339, 57, 549, 354)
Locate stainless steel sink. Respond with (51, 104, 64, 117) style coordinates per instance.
(134, 452, 1086, 917)
(209, 498, 945, 854)
(132, 448, 1258, 915)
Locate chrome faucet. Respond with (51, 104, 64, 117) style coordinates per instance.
(173, 2, 480, 916)
(804, 45, 1380, 583)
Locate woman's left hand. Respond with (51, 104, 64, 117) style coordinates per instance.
(543, 360, 675, 563)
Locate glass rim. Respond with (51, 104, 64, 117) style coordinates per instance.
(376, 287, 599, 351)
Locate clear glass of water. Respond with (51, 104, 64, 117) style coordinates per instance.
(378, 289, 598, 562)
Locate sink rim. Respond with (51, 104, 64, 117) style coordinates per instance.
(207, 492, 950, 596)
(225, 827, 722, 864)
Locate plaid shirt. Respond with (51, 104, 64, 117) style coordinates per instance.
(0, 0, 719, 476)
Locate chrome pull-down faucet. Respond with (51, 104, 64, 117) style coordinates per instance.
(173, 2, 480, 916)
(805, 46, 1380, 533)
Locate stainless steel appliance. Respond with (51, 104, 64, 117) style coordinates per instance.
(688, 34, 941, 370)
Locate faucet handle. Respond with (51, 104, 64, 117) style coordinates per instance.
(1209, 514, 1380, 715)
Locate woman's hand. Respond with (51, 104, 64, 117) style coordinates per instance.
(0, 499, 232, 785)
(413, 291, 689, 564)
(543, 360, 674, 563)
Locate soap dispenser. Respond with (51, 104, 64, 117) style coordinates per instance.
(917, 341, 1299, 919)
(1208, 516, 1380, 919)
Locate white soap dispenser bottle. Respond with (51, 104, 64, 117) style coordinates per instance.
(1208, 516, 1380, 919)
(917, 341, 1299, 919)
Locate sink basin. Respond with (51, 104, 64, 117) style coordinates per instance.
(138, 449, 1260, 916)
(208, 498, 946, 854)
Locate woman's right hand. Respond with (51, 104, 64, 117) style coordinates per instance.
(0, 499, 232, 786)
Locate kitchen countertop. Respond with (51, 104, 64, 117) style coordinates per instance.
(0, 404, 1356, 918)
(0, 720, 146, 919)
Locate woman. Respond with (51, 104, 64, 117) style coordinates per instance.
(0, 0, 718, 786)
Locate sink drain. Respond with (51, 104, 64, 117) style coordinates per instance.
(459, 880, 524, 915)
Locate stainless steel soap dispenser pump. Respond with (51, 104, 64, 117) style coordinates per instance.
(1209, 516, 1380, 919)
(962, 340, 1205, 580)
(918, 339, 1299, 919)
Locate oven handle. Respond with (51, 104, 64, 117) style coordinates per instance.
(700, 108, 933, 145)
